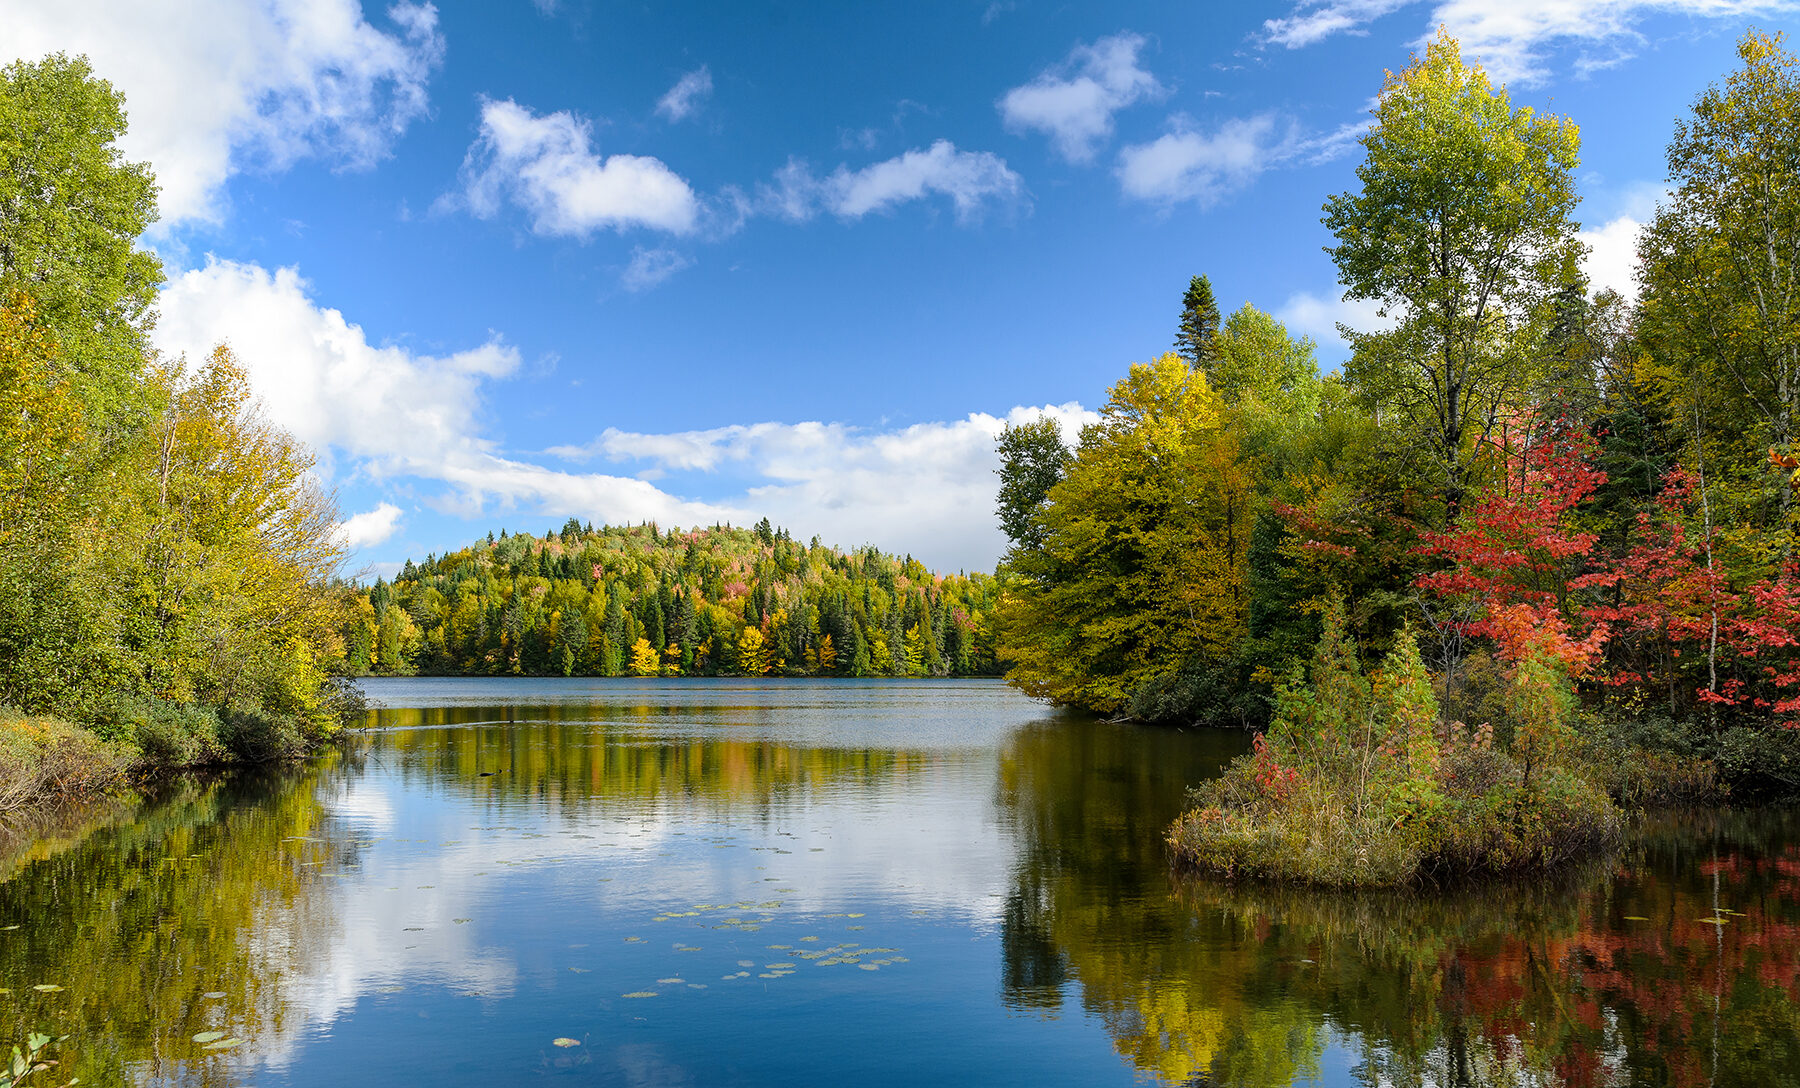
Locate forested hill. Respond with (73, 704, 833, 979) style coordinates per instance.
(341, 519, 1003, 678)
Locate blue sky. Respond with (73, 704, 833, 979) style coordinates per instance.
(5, 0, 1795, 574)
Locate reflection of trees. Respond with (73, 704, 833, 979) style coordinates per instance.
(370, 708, 921, 815)
(0, 758, 347, 1087)
(998, 715, 1800, 1088)
(995, 721, 1319, 1086)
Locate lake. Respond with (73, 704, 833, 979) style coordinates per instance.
(1, 678, 1797, 1086)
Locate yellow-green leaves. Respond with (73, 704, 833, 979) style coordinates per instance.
(1326, 28, 1583, 523)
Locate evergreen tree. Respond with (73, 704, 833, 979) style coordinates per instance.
(1174, 274, 1223, 369)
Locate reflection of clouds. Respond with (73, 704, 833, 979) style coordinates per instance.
(231, 682, 1053, 1074)
(329, 779, 396, 832)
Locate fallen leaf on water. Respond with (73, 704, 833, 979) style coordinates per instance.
(192, 1031, 226, 1043)
(553, 1038, 581, 1048)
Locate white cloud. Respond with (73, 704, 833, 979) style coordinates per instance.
(998, 32, 1163, 162)
(1117, 114, 1296, 206)
(655, 66, 713, 122)
(621, 246, 692, 291)
(336, 502, 405, 549)
(1579, 214, 1644, 300)
(1264, 0, 1411, 48)
(767, 141, 1025, 223)
(154, 258, 733, 531)
(0, 0, 444, 227)
(1277, 289, 1396, 352)
(452, 98, 700, 236)
(154, 258, 1081, 571)
(1263, 0, 1794, 85)
(1577, 183, 1662, 299)
(550, 403, 1097, 571)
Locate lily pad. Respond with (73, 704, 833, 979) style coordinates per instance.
(552, 1038, 581, 1048)
(204, 1038, 241, 1051)
(203, 991, 227, 999)
(192, 1031, 227, 1044)
(32, 984, 62, 992)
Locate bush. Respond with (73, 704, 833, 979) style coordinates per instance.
(217, 707, 308, 763)
(102, 696, 225, 768)
(0, 711, 132, 813)
(1168, 606, 1627, 887)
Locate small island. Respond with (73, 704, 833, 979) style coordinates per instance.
(994, 31, 1800, 885)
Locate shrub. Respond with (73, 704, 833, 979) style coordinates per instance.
(1169, 608, 1627, 887)
(112, 697, 225, 768)
(217, 707, 308, 763)
(0, 711, 132, 813)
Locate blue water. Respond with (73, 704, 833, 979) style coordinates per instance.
(5, 679, 1797, 1087)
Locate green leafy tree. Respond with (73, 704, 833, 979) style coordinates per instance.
(1327, 29, 1583, 523)
(995, 418, 1071, 555)
(1638, 30, 1800, 546)
(0, 54, 162, 426)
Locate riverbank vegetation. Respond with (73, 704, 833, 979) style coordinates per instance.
(994, 32, 1800, 882)
(0, 54, 362, 794)
(341, 520, 1002, 677)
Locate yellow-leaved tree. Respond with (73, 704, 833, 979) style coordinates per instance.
(122, 345, 348, 754)
(996, 353, 1255, 714)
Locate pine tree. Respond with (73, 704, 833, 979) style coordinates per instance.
(1174, 274, 1223, 369)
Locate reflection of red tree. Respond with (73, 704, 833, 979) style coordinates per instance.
(1429, 842, 1800, 1086)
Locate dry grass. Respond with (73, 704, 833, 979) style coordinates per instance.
(0, 712, 133, 817)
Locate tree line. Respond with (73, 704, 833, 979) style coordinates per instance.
(342, 518, 1003, 678)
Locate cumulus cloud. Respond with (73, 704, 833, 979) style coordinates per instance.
(998, 32, 1163, 162)
(1579, 214, 1645, 300)
(154, 258, 733, 530)
(1263, 0, 1792, 85)
(655, 66, 713, 122)
(549, 403, 1097, 571)
(0, 0, 444, 227)
(452, 98, 700, 236)
(1576, 183, 1663, 299)
(765, 141, 1026, 223)
(155, 258, 1076, 571)
(1117, 114, 1297, 206)
(336, 502, 405, 549)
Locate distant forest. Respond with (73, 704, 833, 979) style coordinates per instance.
(341, 519, 1002, 678)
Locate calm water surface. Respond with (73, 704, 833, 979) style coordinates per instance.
(1, 679, 1798, 1086)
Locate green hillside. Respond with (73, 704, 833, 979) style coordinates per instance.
(341, 519, 1002, 678)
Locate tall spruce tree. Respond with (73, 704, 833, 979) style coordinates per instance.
(1174, 275, 1223, 370)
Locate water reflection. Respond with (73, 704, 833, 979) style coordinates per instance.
(1, 682, 1797, 1087)
(997, 716, 1800, 1088)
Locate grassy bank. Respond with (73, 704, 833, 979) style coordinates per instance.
(1166, 601, 1722, 888)
(0, 684, 365, 819)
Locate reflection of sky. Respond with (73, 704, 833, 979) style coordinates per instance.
(240, 680, 1132, 1086)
